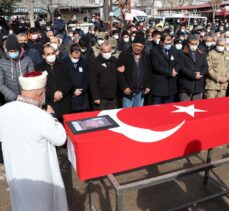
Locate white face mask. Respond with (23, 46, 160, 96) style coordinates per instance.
(123, 37, 130, 43)
(190, 45, 198, 52)
(80, 48, 87, 53)
(50, 43, 59, 51)
(98, 39, 104, 46)
(156, 39, 160, 45)
(216, 45, 225, 52)
(206, 42, 212, 47)
(46, 55, 56, 63)
(102, 52, 112, 60)
(0, 26, 2, 30)
(71, 57, 79, 63)
(131, 37, 135, 42)
(175, 44, 183, 50)
(9, 30, 13, 34)
(226, 38, 229, 44)
(32, 34, 38, 40)
(226, 47, 229, 52)
(113, 34, 119, 39)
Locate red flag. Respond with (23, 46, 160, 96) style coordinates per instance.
(64, 98, 229, 180)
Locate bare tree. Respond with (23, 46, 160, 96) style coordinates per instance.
(209, 0, 222, 20)
(28, 0, 35, 27)
(0, 0, 21, 14)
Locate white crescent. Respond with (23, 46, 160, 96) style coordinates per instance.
(98, 109, 185, 143)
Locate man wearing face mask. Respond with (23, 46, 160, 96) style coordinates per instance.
(118, 31, 131, 52)
(85, 25, 97, 46)
(63, 44, 90, 112)
(50, 36, 68, 61)
(108, 37, 121, 59)
(205, 38, 229, 99)
(89, 42, 118, 110)
(73, 22, 84, 38)
(150, 33, 180, 105)
(199, 35, 215, 55)
(17, 33, 42, 66)
(92, 32, 105, 57)
(79, 37, 95, 65)
(179, 35, 208, 101)
(36, 45, 73, 122)
(28, 28, 44, 52)
(145, 30, 161, 55)
(0, 34, 34, 102)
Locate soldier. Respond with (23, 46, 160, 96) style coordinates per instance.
(205, 38, 229, 99)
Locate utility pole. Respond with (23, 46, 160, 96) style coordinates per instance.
(28, 0, 35, 27)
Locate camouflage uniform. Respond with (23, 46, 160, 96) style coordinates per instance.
(108, 37, 121, 59)
(92, 32, 105, 58)
(205, 50, 229, 99)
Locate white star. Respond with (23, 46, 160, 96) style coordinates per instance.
(172, 105, 207, 117)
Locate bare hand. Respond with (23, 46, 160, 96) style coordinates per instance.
(144, 88, 150, 95)
(172, 69, 178, 77)
(54, 91, 63, 102)
(195, 72, 203, 80)
(124, 88, 131, 95)
(94, 99, 101, 105)
(117, 65, 125, 73)
(46, 105, 55, 114)
(219, 78, 228, 84)
(74, 88, 83, 96)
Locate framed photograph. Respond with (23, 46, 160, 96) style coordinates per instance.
(67, 115, 119, 134)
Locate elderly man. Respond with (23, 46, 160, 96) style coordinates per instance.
(89, 41, 118, 110)
(0, 71, 68, 211)
(0, 34, 34, 102)
(117, 32, 151, 108)
(205, 38, 229, 99)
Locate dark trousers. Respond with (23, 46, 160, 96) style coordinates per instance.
(151, 96, 175, 105)
(93, 98, 116, 111)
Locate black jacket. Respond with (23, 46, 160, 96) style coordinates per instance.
(179, 47, 208, 94)
(63, 56, 90, 112)
(89, 55, 118, 100)
(150, 46, 180, 96)
(117, 48, 151, 92)
(36, 60, 73, 119)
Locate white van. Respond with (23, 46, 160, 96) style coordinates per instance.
(131, 9, 148, 22)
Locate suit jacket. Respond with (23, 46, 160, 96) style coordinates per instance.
(150, 46, 180, 96)
(36, 60, 73, 119)
(179, 47, 208, 94)
(62, 57, 90, 112)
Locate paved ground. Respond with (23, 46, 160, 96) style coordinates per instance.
(1, 145, 229, 211)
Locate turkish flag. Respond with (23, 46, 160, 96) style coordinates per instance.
(64, 98, 229, 180)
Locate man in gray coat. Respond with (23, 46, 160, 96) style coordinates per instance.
(0, 34, 34, 102)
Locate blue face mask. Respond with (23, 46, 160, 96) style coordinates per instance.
(164, 44, 172, 51)
(9, 51, 19, 59)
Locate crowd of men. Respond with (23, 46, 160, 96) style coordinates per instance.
(0, 13, 229, 211)
(1, 15, 229, 116)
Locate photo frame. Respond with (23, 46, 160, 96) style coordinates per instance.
(67, 115, 119, 134)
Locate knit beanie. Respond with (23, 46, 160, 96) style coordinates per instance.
(133, 32, 145, 45)
(6, 34, 20, 51)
